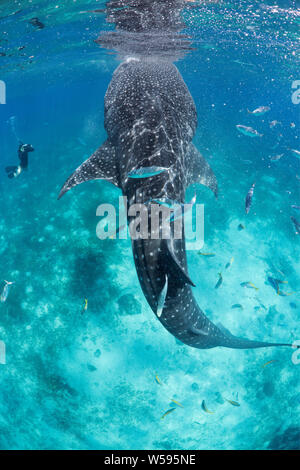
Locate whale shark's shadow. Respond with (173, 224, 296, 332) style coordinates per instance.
(69, 249, 109, 299)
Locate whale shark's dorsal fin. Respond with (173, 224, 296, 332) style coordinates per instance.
(164, 238, 196, 287)
(185, 143, 218, 198)
(58, 140, 119, 199)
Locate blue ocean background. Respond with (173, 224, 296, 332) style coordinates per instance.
(0, 0, 299, 450)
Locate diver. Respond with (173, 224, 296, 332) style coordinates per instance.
(5, 143, 34, 179)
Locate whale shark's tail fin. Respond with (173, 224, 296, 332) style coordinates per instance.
(185, 143, 218, 198)
(217, 322, 297, 349)
(58, 140, 119, 199)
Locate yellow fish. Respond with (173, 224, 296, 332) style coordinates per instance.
(170, 399, 184, 408)
(199, 252, 216, 257)
(278, 290, 295, 297)
(249, 282, 259, 290)
(225, 257, 234, 269)
(262, 360, 278, 368)
(240, 282, 259, 290)
(82, 299, 88, 313)
(201, 400, 214, 414)
(161, 408, 176, 420)
(155, 375, 162, 385)
(225, 398, 240, 407)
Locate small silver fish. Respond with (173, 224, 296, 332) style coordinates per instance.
(269, 120, 281, 128)
(128, 166, 168, 179)
(215, 273, 223, 289)
(290, 149, 300, 159)
(248, 106, 270, 116)
(0, 280, 14, 303)
(231, 304, 243, 310)
(245, 182, 256, 214)
(291, 216, 300, 235)
(269, 154, 283, 162)
(291, 205, 300, 211)
(236, 125, 263, 138)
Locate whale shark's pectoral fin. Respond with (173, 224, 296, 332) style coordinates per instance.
(189, 326, 209, 336)
(58, 140, 119, 199)
(185, 143, 218, 198)
(164, 238, 196, 287)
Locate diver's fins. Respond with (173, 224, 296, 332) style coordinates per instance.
(5, 166, 18, 179)
(163, 238, 196, 287)
(5, 166, 17, 173)
(185, 143, 218, 198)
(58, 140, 119, 199)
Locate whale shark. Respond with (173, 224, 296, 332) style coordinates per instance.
(58, 58, 295, 351)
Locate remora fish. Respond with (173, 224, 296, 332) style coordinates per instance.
(247, 106, 270, 116)
(58, 3, 296, 351)
(290, 149, 300, 159)
(128, 166, 168, 179)
(245, 182, 256, 214)
(29, 17, 45, 29)
(0, 280, 14, 303)
(236, 125, 263, 138)
(152, 193, 196, 222)
(291, 216, 300, 235)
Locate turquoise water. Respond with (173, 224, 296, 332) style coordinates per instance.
(0, 0, 299, 450)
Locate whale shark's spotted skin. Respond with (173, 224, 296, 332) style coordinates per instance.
(59, 58, 293, 350)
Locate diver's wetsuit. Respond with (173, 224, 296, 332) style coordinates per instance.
(5, 143, 34, 179)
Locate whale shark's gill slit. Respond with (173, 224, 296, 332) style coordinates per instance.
(58, 139, 119, 199)
(190, 326, 209, 336)
(156, 275, 168, 318)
